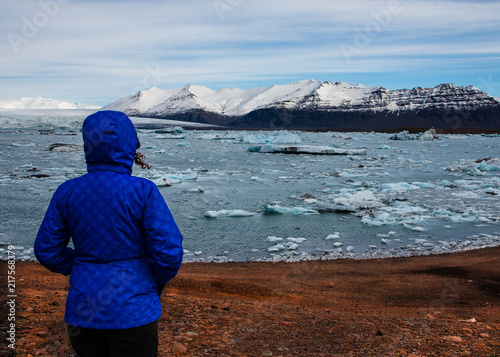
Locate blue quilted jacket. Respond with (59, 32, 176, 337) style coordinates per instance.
(34, 111, 183, 329)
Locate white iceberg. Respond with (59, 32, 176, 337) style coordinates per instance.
(154, 126, 185, 134)
(267, 236, 284, 242)
(333, 190, 382, 210)
(263, 204, 319, 215)
(476, 158, 500, 171)
(389, 128, 438, 141)
(241, 133, 301, 144)
(204, 210, 254, 218)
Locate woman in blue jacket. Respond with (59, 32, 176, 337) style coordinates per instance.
(34, 110, 183, 357)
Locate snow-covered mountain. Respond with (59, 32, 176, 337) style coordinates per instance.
(0, 97, 100, 110)
(103, 80, 500, 130)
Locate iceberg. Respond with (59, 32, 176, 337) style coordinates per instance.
(154, 126, 185, 134)
(249, 145, 367, 155)
(333, 190, 382, 210)
(154, 134, 187, 139)
(49, 143, 84, 152)
(262, 204, 319, 215)
(287, 237, 307, 243)
(389, 128, 438, 141)
(381, 182, 420, 192)
(475, 158, 500, 171)
(204, 210, 254, 218)
(312, 202, 356, 213)
(268, 244, 286, 252)
(267, 236, 284, 242)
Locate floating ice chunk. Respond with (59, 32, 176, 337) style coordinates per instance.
(204, 210, 254, 218)
(249, 145, 366, 155)
(381, 238, 390, 244)
(415, 182, 437, 189)
(389, 128, 438, 141)
(476, 158, 500, 171)
(381, 182, 420, 192)
(250, 144, 271, 153)
(326, 234, 340, 240)
(288, 244, 299, 250)
(338, 171, 370, 178)
(484, 187, 500, 195)
(378, 145, 394, 149)
(177, 142, 191, 147)
(345, 190, 382, 209)
(204, 211, 219, 218)
(49, 143, 83, 152)
(313, 202, 356, 213)
(333, 242, 343, 247)
(187, 187, 204, 193)
(267, 236, 284, 242)
(154, 134, 187, 139)
(263, 204, 319, 215)
(154, 126, 185, 134)
(451, 191, 480, 199)
(437, 180, 457, 188)
(303, 198, 318, 204)
(268, 244, 286, 252)
(409, 226, 426, 232)
(287, 237, 307, 243)
(389, 131, 415, 140)
(420, 128, 438, 140)
(153, 178, 173, 187)
(361, 212, 395, 226)
(346, 246, 355, 252)
(179, 173, 198, 181)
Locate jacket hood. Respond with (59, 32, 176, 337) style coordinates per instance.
(82, 111, 137, 175)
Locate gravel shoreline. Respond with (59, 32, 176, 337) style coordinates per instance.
(1, 247, 499, 356)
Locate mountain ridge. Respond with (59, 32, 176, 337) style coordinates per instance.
(103, 80, 500, 130)
(0, 97, 100, 110)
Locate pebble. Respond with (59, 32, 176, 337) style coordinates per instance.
(172, 341, 188, 354)
(479, 333, 490, 338)
(442, 336, 463, 343)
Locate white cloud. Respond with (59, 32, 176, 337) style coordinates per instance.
(1, 0, 499, 104)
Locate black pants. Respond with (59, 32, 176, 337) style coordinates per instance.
(67, 320, 158, 357)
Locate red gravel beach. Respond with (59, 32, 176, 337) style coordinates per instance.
(1, 247, 499, 356)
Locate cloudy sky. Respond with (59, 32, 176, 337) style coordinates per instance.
(1, 0, 500, 106)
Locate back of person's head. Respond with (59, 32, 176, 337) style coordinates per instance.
(82, 111, 150, 172)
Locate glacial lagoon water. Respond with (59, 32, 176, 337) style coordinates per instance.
(0, 111, 499, 262)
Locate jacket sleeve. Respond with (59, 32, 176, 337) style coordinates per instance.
(143, 185, 183, 285)
(34, 187, 75, 276)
